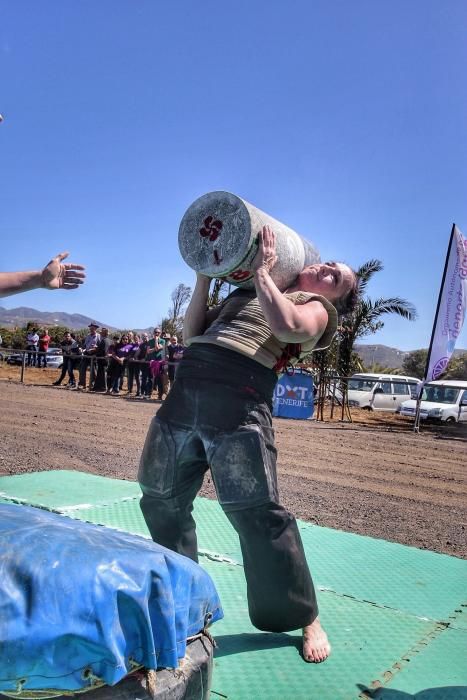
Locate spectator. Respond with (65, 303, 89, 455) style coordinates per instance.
(161, 359, 170, 399)
(147, 328, 165, 361)
(136, 333, 151, 399)
(26, 328, 39, 367)
(145, 328, 166, 399)
(106, 334, 127, 395)
(160, 334, 171, 397)
(53, 332, 81, 387)
(167, 335, 184, 385)
(127, 333, 142, 396)
(118, 333, 134, 391)
(69, 333, 83, 376)
(37, 327, 51, 368)
(162, 333, 171, 354)
(92, 327, 112, 392)
(149, 357, 167, 401)
(78, 323, 101, 390)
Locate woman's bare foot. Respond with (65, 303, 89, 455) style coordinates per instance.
(302, 617, 331, 663)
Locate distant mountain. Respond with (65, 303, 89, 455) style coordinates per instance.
(0, 306, 109, 330)
(0, 306, 157, 334)
(355, 343, 467, 370)
(354, 344, 410, 369)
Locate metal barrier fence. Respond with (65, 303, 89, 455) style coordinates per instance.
(0, 348, 179, 385)
(1, 350, 427, 424)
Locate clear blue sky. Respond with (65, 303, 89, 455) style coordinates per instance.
(1, 0, 466, 350)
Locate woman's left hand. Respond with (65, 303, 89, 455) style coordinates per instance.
(251, 225, 278, 274)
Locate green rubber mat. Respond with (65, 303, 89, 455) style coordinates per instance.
(1, 471, 466, 699)
(302, 526, 467, 630)
(204, 561, 454, 700)
(0, 470, 140, 510)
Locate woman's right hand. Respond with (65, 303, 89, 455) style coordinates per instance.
(251, 225, 278, 275)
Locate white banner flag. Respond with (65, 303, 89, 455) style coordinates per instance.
(426, 225, 467, 381)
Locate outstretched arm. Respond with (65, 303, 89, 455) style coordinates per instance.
(0, 252, 86, 298)
(252, 226, 328, 343)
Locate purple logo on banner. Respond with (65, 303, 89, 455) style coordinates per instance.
(431, 357, 449, 380)
(272, 372, 314, 419)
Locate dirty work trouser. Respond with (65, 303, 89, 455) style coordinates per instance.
(138, 373, 318, 633)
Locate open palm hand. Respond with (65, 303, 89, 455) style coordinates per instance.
(41, 252, 86, 290)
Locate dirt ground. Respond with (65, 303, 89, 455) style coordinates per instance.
(0, 365, 466, 559)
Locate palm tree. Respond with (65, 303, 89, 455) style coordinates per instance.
(338, 259, 417, 379)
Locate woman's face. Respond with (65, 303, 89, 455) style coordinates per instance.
(290, 262, 354, 303)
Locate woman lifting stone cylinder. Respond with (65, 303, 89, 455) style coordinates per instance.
(139, 192, 358, 663)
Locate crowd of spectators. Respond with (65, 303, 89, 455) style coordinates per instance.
(51, 324, 185, 400)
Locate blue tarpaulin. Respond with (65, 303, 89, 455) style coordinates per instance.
(0, 504, 223, 694)
(272, 370, 314, 419)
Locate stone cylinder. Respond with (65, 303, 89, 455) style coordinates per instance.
(178, 191, 320, 290)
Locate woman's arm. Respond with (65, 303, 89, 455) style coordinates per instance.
(182, 274, 213, 344)
(252, 226, 328, 343)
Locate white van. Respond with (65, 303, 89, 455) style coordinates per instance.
(347, 373, 421, 412)
(400, 380, 467, 423)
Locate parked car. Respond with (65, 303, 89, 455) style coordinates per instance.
(6, 351, 25, 365)
(43, 348, 64, 368)
(6, 348, 63, 368)
(400, 380, 467, 423)
(347, 373, 421, 412)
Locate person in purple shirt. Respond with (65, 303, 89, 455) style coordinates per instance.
(118, 333, 136, 392)
(106, 334, 131, 395)
(126, 332, 142, 396)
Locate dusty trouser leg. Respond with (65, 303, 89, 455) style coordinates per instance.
(208, 423, 318, 633)
(226, 504, 318, 632)
(138, 416, 208, 562)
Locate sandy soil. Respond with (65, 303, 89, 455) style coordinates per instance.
(0, 365, 466, 558)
